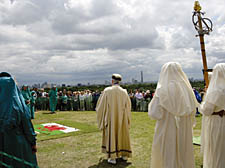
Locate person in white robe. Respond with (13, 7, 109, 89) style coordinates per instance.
(96, 74, 132, 165)
(148, 62, 197, 168)
(200, 63, 225, 168)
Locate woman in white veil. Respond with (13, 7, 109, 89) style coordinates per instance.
(148, 62, 198, 168)
(200, 63, 225, 168)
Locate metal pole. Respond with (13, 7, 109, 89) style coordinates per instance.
(193, 1, 212, 88)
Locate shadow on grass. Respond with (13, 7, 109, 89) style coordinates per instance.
(42, 112, 55, 114)
(88, 158, 132, 168)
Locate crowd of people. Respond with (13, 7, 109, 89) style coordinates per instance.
(20, 85, 204, 117)
(20, 86, 157, 116)
(20, 87, 102, 115)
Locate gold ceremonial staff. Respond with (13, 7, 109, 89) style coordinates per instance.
(192, 1, 213, 88)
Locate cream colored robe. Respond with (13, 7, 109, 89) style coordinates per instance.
(148, 97, 195, 168)
(200, 63, 225, 168)
(200, 102, 225, 168)
(96, 85, 132, 159)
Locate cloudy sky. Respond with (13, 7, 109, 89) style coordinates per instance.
(0, 0, 224, 85)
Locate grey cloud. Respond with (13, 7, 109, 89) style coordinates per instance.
(171, 30, 199, 50)
(89, 0, 120, 18)
(108, 31, 159, 50)
(2, 0, 64, 25)
(50, 0, 120, 35)
(3, 1, 43, 25)
(0, 32, 13, 44)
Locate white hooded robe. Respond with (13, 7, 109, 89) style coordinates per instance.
(148, 62, 197, 168)
(200, 63, 225, 168)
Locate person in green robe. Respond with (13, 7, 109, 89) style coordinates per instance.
(49, 86, 58, 113)
(21, 85, 32, 118)
(0, 72, 38, 168)
(33, 88, 39, 111)
(30, 90, 36, 119)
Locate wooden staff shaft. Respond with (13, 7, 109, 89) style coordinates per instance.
(197, 13, 209, 88)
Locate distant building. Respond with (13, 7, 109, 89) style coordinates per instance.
(32, 83, 41, 88)
(41, 82, 52, 88)
(132, 78, 138, 84)
(50, 83, 57, 88)
(141, 71, 143, 83)
(105, 80, 111, 85)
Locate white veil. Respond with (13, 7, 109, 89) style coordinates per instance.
(204, 63, 225, 109)
(155, 62, 198, 117)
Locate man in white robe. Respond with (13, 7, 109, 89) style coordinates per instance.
(96, 74, 132, 165)
(148, 62, 197, 168)
(200, 63, 225, 168)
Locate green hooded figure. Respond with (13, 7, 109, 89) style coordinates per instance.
(21, 85, 32, 118)
(30, 90, 36, 119)
(0, 73, 38, 168)
(49, 86, 58, 113)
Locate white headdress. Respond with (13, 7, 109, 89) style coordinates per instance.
(155, 62, 198, 116)
(112, 74, 122, 81)
(204, 63, 225, 109)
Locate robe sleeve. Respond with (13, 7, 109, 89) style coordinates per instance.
(96, 91, 108, 130)
(148, 96, 164, 120)
(49, 90, 52, 97)
(200, 101, 215, 116)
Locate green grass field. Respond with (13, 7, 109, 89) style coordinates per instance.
(33, 111, 203, 168)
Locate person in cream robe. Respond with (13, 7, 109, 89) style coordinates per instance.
(96, 74, 132, 165)
(200, 63, 225, 168)
(148, 62, 197, 168)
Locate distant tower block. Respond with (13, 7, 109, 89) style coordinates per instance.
(141, 71, 143, 83)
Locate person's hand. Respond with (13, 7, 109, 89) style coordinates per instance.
(32, 145, 37, 154)
(26, 100, 30, 105)
(204, 86, 208, 92)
